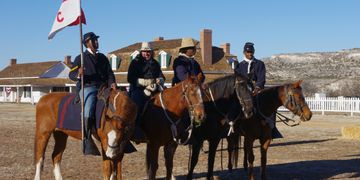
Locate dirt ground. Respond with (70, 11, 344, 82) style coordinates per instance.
(0, 103, 359, 180)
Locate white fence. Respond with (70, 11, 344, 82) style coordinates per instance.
(278, 97, 360, 116)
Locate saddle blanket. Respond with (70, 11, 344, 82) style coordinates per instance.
(56, 94, 105, 131)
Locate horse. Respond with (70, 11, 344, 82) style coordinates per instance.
(139, 74, 206, 180)
(227, 80, 312, 180)
(34, 86, 137, 180)
(186, 72, 254, 180)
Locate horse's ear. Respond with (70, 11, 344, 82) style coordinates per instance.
(293, 80, 303, 88)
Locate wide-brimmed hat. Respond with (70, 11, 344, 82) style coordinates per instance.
(180, 38, 196, 49)
(140, 42, 153, 51)
(83, 32, 99, 44)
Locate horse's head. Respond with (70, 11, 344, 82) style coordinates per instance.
(98, 87, 137, 159)
(182, 74, 206, 126)
(234, 72, 254, 119)
(282, 80, 312, 121)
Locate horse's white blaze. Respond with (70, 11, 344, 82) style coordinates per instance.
(34, 157, 43, 180)
(106, 130, 117, 158)
(53, 163, 63, 180)
(197, 87, 203, 105)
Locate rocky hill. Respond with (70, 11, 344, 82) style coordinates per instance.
(263, 48, 360, 96)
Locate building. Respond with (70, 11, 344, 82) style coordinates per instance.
(0, 57, 75, 104)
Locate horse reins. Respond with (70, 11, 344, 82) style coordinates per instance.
(158, 82, 200, 145)
(283, 85, 307, 122)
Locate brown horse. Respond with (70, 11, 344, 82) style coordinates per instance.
(227, 80, 312, 180)
(34, 87, 137, 180)
(140, 74, 205, 180)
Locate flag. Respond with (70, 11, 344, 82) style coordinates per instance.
(48, 0, 86, 40)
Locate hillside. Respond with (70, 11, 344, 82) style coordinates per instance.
(263, 48, 360, 96)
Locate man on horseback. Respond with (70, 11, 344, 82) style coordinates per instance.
(234, 42, 283, 138)
(128, 42, 165, 143)
(69, 32, 117, 155)
(172, 37, 205, 144)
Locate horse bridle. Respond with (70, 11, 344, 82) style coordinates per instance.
(283, 85, 307, 119)
(158, 81, 202, 145)
(104, 91, 134, 150)
(206, 78, 252, 136)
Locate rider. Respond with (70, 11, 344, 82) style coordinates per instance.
(128, 42, 165, 143)
(234, 42, 283, 138)
(172, 37, 205, 143)
(69, 32, 117, 155)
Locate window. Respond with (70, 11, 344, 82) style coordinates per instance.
(0, 87, 3, 97)
(23, 87, 31, 98)
(52, 87, 70, 92)
(109, 54, 121, 71)
(158, 50, 171, 69)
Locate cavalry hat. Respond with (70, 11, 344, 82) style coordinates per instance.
(83, 32, 99, 44)
(180, 38, 196, 49)
(243, 42, 255, 52)
(140, 42, 153, 51)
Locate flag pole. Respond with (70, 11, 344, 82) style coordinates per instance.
(79, 0, 85, 152)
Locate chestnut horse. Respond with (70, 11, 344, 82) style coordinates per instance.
(227, 80, 312, 180)
(140, 74, 205, 180)
(186, 73, 254, 180)
(34, 87, 137, 180)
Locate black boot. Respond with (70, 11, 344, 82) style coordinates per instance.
(272, 126, 283, 139)
(83, 118, 100, 156)
(124, 141, 137, 153)
(83, 134, 101, 156)
(131, 127, 146, 144)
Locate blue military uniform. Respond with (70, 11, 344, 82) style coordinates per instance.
(69, 32, 116, 155)
(172, 54, 205, 86)
(234, 58, 266, 90)
(127, 55, 165, 113)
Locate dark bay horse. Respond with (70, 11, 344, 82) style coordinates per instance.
(34, 87, 137, 180)
(140, 74, 205, 180)
(227, 80, 312, 180)
(186, 73, 254, 180)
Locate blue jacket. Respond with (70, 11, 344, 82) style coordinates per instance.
(172, 55, 205, 85)
(235, 58, 266, 89)
(127, 55, 165, 92)
(69, 50, 116, 88)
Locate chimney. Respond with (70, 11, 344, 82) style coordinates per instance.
(200, 29, 212, 65)
(154, 37, 164, 41)
(10, 58, 17, 66)
(220, 43, 231, 54)
(64, 55, 72, 66)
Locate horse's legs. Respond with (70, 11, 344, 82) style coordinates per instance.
(101, 148, 114, 180)
(186, 142, 202, 180)
(164, 142, 178, 180)
(207, 138, 221, 180)
(34, 129, 52, 180)
(146, 143, 160, 180)
(115, 159, 123, 180)
(243, 136, 248, 172)
(51, 131, 68, 180)
(227, 134, 240, 172)
(244, 137, 255, 180)
(260, 137, 271, 180)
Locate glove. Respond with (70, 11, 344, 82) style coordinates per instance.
(156, 77, 165, 86)
(144, 83, 157, 96)
(137, 78, 154, 87)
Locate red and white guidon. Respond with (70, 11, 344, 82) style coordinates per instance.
(48, 0, 86, 40)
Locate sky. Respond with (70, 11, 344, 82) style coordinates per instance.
(1, 0, 359, 70)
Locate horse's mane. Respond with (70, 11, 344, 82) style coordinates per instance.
(206, 74, 236, 99)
